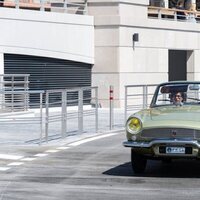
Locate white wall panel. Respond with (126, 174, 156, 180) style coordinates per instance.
(0, 8, 94, 64)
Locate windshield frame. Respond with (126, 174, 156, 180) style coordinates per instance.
(150, 81, 200, 108)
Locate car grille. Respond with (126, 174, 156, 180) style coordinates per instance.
(141, 128, 200, 140)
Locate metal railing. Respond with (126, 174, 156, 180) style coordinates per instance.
(0, 0, 88, 15)
(124, 84, 158, 123)
(148, 6, 200, 23)
(0, 90, 44, 144)
(0, 86, 99, 145)
(44, 87, 98, 143)
(0, 74, 30, 112)
(0, 81, 163, 144)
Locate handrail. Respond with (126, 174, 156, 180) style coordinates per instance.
(0, 74, 30, 77)
(148, 6, 200, 22)
(148, 6, 200, 15)
(0, 0, 88, 15)
(124, 84, 158, 123)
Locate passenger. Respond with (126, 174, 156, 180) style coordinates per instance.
(176, 0, 188, 20)
(169, 0, 178, 8)
(172, 92, 184, 106)
(0, 0, 4, 7)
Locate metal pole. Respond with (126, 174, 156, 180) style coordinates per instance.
(109, 85, 114, 130)
(40, 0, 45, 11)
(45, 92, 49, 143)
(124, 86, 127, 125)
(145, 86, 148, 108)
(11, 76, 14, 112)
(39, 92, 43, 145)
(143, 86, 145, 109)
(78, 88, 83, 134)
(1, 76, 4, 110)
(158, 9, 162, 19)
(15, 0, 19, 9)
(64, 0, 68, 12)
(174, 11, 177, 21)
(143, 85, 148, 109)
(61, 90, 67, 138)
(24, 75, 29, 111)
(84, 0, 88, 15)
(95, 87, 98, 132)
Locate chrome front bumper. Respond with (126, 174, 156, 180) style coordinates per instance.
(123, 139, 200, 148)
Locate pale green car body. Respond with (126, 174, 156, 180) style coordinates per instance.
(123, 81, 200, 173)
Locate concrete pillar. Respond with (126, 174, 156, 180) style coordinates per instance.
(193, 50, 200, 80)
(187, 51, 195, 80)
(164, 0, 169, 8)
(187, 50, 200, 81)
(191, 0, 196, 10)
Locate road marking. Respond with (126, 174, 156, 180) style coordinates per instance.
(0, 133, 120, 172)
(21, 157, 37, 161)
(0, 154, 23, 160)
(34, 153, 48, 157)
(68, 133, 119, 147)
(56, 146, 70, 150)
(0, 167, 10, 171)
(7, 162, 24, 166)
(45, 150, 60, 153)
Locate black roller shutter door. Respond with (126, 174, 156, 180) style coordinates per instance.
(4, 54, 92, 105)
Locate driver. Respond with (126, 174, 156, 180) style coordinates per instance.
(172, 92, 184, 106)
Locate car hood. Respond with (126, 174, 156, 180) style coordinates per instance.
(149, 106, 200, 121)
(133, 105, 200, 129)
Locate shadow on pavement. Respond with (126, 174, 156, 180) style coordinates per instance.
(103, 162, 134, 177)
(103, 159, 200, 178)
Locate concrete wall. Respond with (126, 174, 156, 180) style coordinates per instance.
(0, 8, 94, 66)
(88, 0, 200, 107)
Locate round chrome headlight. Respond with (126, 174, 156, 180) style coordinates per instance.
(126, 117, 142, 134)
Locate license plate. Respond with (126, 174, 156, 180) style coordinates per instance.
(166, 147, 185, 154)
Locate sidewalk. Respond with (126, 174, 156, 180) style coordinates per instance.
(0, 108, 125, 146)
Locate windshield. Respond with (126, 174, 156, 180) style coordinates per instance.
(152, 83, 200, 107)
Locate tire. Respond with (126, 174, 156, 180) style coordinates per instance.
(131, 149, 147, 174)
(162, 158, 172, 164)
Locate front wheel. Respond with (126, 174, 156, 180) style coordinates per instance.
(162, 158, 172, 164)
(131, 149, 147, 174)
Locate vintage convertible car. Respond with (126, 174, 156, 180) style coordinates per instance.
(123, 81, 200, 173)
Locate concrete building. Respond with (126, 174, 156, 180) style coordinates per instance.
(87, 0, 200, 107)
(1, 0, 200, 107)
(0, 3, 94, 92)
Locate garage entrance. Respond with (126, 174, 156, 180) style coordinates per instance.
(168, 50, 187, 81)
(4, 54, 92, 105)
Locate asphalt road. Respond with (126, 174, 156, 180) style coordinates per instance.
(1, 132, 200, 200)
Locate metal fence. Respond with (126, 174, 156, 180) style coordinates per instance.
(0, 75, 124, 145)
(0, 79, 160, 145)
(124, 84, 158, 123)
(0, 86, 98, 145)
(148, 6, 200, 23)
(0, 74, 30, 112)
(0, 0, 88, 15)
(0, 90, 44, 145)
(44, 87, 98, 143)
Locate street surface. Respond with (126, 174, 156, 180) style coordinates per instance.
(0, 132, 200, 199)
